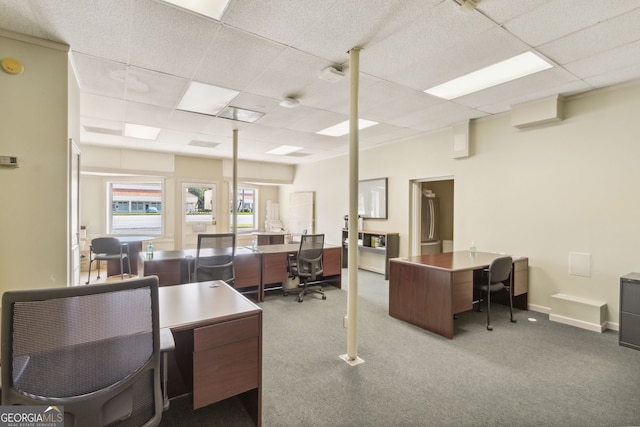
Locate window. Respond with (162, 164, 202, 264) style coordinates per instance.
(185, 185, 216, 223)
(230, 187, 257, 232)
(108, 181, 163, 235)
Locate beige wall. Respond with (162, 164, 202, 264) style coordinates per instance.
(0, 34, 70, 293)
(280, 82, 640, 326)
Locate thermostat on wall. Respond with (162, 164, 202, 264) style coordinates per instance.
(0, 156, 20, 167)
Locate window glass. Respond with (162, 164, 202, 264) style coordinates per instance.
(185, 185, 215, 223)
(109, 182, 163, 235)
(230, 187, 257, 232)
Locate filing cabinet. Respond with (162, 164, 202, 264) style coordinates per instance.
(619, 273, 640, 350)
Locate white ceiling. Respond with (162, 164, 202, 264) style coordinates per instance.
(3, 0, 640, 165)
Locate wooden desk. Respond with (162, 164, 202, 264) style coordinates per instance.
(142, 247, 262, 291)
(389, 251, 528, 339)
(252, 232, 289, 245)
(159, 281, 262, 425)
(143, 244, 342, 302)
(257, 243, 342, 301)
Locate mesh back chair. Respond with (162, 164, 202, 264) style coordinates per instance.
(86, 237, 132, 284)
(474, 256, 517, 331)
(287, 233, 326, 302)
(1, 276, 164, 426)
(193, 233, 236, 284)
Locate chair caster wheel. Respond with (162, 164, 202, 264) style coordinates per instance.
(511, 319, 517, 323)
(487, 325, 493, 331)
(322, 295, 327, 300)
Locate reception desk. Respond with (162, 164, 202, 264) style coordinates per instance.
(143, 244, 342, 302)
(389, 251, 528, 339)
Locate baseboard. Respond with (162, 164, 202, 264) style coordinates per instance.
(528, 303, 550, 314)
(549, 313, 606, 333)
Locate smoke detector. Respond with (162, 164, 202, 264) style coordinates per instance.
(280, 97, 300, 108)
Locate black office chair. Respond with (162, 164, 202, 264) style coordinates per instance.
(1, 276, 164, 426)
(474, 256, 516, 331)
(193, 233, 235, 284)
(86, 237, 131, 284)
(287, 233, 326, 302)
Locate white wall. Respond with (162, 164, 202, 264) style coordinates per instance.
(281, 82, 640, 326)
(0, 33, 70, 292)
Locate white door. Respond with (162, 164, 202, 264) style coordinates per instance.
(181, 182, 217, 249)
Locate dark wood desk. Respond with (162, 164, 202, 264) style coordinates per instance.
(143, 244, 342, 302)
(257, 243, 342, 301)
(389, 251, 528, 339)
(159, 281, 262, 425)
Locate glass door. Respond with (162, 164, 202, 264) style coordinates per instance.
(181, 182, 217, 249)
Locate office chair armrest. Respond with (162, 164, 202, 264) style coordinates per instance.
(160, 328, 175, 352)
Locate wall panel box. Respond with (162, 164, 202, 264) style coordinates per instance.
(511, 95, 564, 129)
(549, 293, 606, 332)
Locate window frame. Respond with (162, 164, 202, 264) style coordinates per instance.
(107, 178, 165, 236)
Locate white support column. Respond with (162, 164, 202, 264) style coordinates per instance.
(232, 129, 238, 235)
(340, 47, 364, 366)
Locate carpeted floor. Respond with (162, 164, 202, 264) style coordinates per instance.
(160, 269, 640, 427)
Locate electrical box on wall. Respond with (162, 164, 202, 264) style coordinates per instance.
(0, 156, 20, 167)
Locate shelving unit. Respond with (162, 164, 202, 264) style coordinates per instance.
(341, 229, 399, 279)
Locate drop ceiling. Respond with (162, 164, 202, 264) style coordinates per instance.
(2, 0, 640, 165)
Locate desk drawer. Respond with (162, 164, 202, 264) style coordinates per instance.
(193, 336, 259, 409)
(194, 316, 260, 352)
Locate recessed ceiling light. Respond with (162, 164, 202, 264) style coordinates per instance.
(316, 119, 378, 137)
(188, 140, 220, 148)
(423, 51, 553, 100)
(160, 0, 231, 20)
(267, 145, 303, 155)
(124, 123, 161, 140)
(217, 106, 264, 123)
(177, 81, 239, 116)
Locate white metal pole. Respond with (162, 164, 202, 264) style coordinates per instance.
(232, 129, 238, 235)
(347, 47, 361, 362)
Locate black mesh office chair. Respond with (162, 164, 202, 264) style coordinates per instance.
(474, 256, 517, 330)
(287, 233, 326, 302)
(1, 276, 164, 426)
(86, 237, 131, 284)
(193, 233, 235, 284)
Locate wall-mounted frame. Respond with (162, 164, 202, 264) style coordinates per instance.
(358, 177, 388, 219)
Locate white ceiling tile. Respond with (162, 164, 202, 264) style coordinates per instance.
(584, 62, 640, 89)
(0, 0, 47, 38)
(124, 101, 172, 127)
(81, 93, 125, 121)
(72, 54, 126, 98)
(125, 67, 188, 108)
(194, 25, 286, 91)
(538, 8, 640, 65)
(564, 39, 640, 80)
(30, 0, 130, 61)
(503, 0, 640, 47)
(475, 0, 553, 23)
(222, 0, 337, 46)
(129, 0, 219, 78)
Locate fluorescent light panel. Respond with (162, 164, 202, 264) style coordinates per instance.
(160, 0, 231, 20)
(316, 119, 378, 137)
(217, 106, 264, 123)
(267, 145, 303, 155)
(424, 52, 553, 100)
(124, 123, 161, 140)
(177, 81, 239, 116)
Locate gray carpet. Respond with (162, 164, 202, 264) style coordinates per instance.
(160, 270, 640, 427)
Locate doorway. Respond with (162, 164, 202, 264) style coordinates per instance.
(409, 177, 454, 257)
